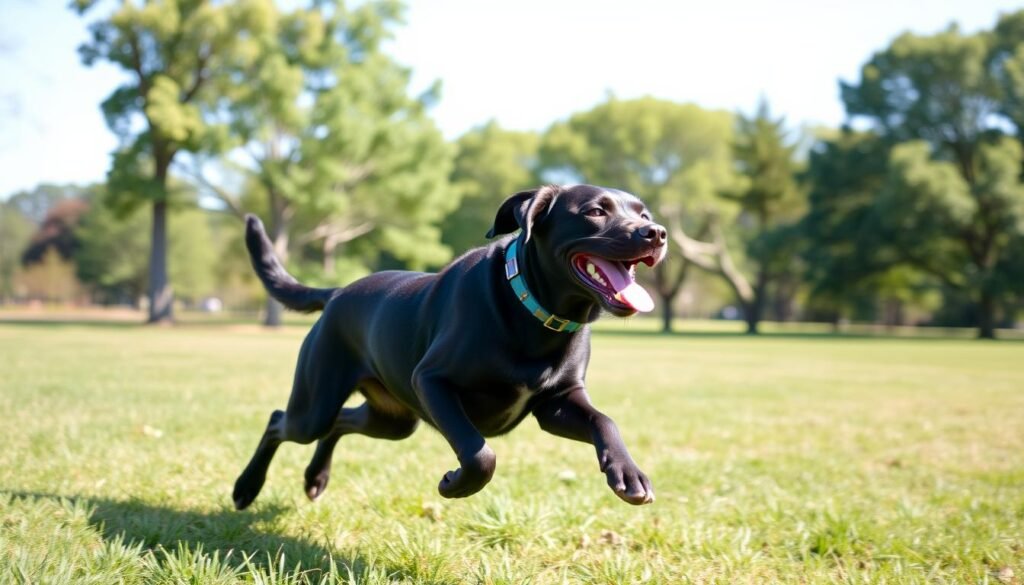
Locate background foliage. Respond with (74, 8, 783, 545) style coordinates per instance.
(1, 2, 1022, 338)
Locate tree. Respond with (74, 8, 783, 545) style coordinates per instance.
(74, 0, 239, 323)
(442, 122, 540, 255)
(540, 97, 739, 332)
(17, 248, 83, 304)
(677, 101, 805, 334)
(987, 11, 1024, 139)
(841, 17, 1024, 338)
(168, 209, 218, 304)
(75, 195, 149, 305)
(20, 198, 89, 266)
(76, 198, 219, 307)
(0, 202, 33, 303)
(801, 128, 891, 323)
(187, 0, 456, 326)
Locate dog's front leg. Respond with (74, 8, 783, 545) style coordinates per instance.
(533, 388, 654, 505)
(414, 373, 496, 498)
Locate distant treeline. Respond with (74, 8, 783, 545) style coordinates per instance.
(2, 1, 1022, 338)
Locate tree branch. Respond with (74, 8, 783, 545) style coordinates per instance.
(896, 248, 966, 291)
(669, 219, 756, 304)
(709, 222, 756, 305)
(182, 46, 211, 103)
(173, 160, 246, 219)
(667, 221, 722, 272)
(297, 220, 376, 247)
(127, 28, 150, 97)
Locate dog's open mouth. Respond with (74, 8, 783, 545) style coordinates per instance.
(571, 254, 656, 313)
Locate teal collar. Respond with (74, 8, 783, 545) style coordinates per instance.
(504, 239, 583, 333)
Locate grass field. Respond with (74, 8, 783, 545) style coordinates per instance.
(0, 319, 1022, 584)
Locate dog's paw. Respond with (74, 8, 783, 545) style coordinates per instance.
(232, 472, 267, 510)
(438, 445, 496, 498)
(304, 468, 330, 502)
(604, 460, 654, 505)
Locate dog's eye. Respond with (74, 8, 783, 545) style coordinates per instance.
(584, 208, 606, 218)
(641, 213, 651, 221)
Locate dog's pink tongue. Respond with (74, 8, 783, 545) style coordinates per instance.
(588, 257, 655, 313)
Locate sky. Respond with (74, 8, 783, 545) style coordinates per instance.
(1, 0, 1021, 198)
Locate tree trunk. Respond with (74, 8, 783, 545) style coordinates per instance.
(773, 276, 797, 322)
(830, 310, 842, 334)
(322, 234, 339, 278)
(660, 291, 675, 333)
(263, 204, 289, 328)
(652, 261, 688, 334)
(977, 289, 997, 339)
(147, 199, 173, 324)
(882, 298, 905, 328)
(265, 295, 284, 328)
(744, 301, 759, 334)
(744, 268, 768, 334)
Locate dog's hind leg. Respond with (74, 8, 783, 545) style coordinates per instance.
(233, 335, 359, 510)
(304, 402, 419, 501)
(231, 409, 287, 510)
(233, 387, 356, 510)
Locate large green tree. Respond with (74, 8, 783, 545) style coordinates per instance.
(802, 129, 944, 327)
(186, 0, 455, 325)
(675, 101, 805, 334)
(442, 122, 540, 255)
(75, 0, 238, 323)
(540, 97, 739, 332)
(841, 16, 1024, 338)
(802, 129, 890, 322)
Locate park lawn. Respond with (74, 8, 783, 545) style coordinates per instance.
(0, 320, 1021, 584)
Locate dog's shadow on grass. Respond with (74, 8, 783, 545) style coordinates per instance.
(2, 490, 383, 579)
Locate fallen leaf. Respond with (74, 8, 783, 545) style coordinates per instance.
(600, 529, 624, 546)
(420, 502, 443, 522)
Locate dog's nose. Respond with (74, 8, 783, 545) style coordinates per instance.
(638, 223, 667, 246)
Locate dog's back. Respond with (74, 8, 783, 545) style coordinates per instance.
(245, 213, 509, 396)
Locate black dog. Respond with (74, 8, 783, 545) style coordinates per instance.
(232, 184, 667, 510)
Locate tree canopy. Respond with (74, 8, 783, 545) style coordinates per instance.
(442, 122, 540, 256)
(840, 15, 1024, 337)
(713, 101, 806, 333)
(186, 0, 456, 324)
(76, 0, 241, 322)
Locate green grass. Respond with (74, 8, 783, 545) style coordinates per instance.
(0, 320, 1021, 584)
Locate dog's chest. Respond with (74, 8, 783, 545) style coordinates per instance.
(462, 383, 537, 437)
(498, 384, 532, 425)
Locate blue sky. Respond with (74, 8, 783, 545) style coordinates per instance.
(1, 0, 1021, 198)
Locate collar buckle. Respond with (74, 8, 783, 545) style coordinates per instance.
(543, 314, 570, 332)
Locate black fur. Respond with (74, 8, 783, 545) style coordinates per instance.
(232, 185, 667, 510)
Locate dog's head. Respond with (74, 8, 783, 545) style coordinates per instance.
(487, 184, 667, 317)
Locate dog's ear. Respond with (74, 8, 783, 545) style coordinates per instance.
(485, 185, 560, 242)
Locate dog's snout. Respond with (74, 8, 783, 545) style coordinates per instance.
(638, 223, 667, 246)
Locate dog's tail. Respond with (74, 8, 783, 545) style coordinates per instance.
(244, 214, 336, 313)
